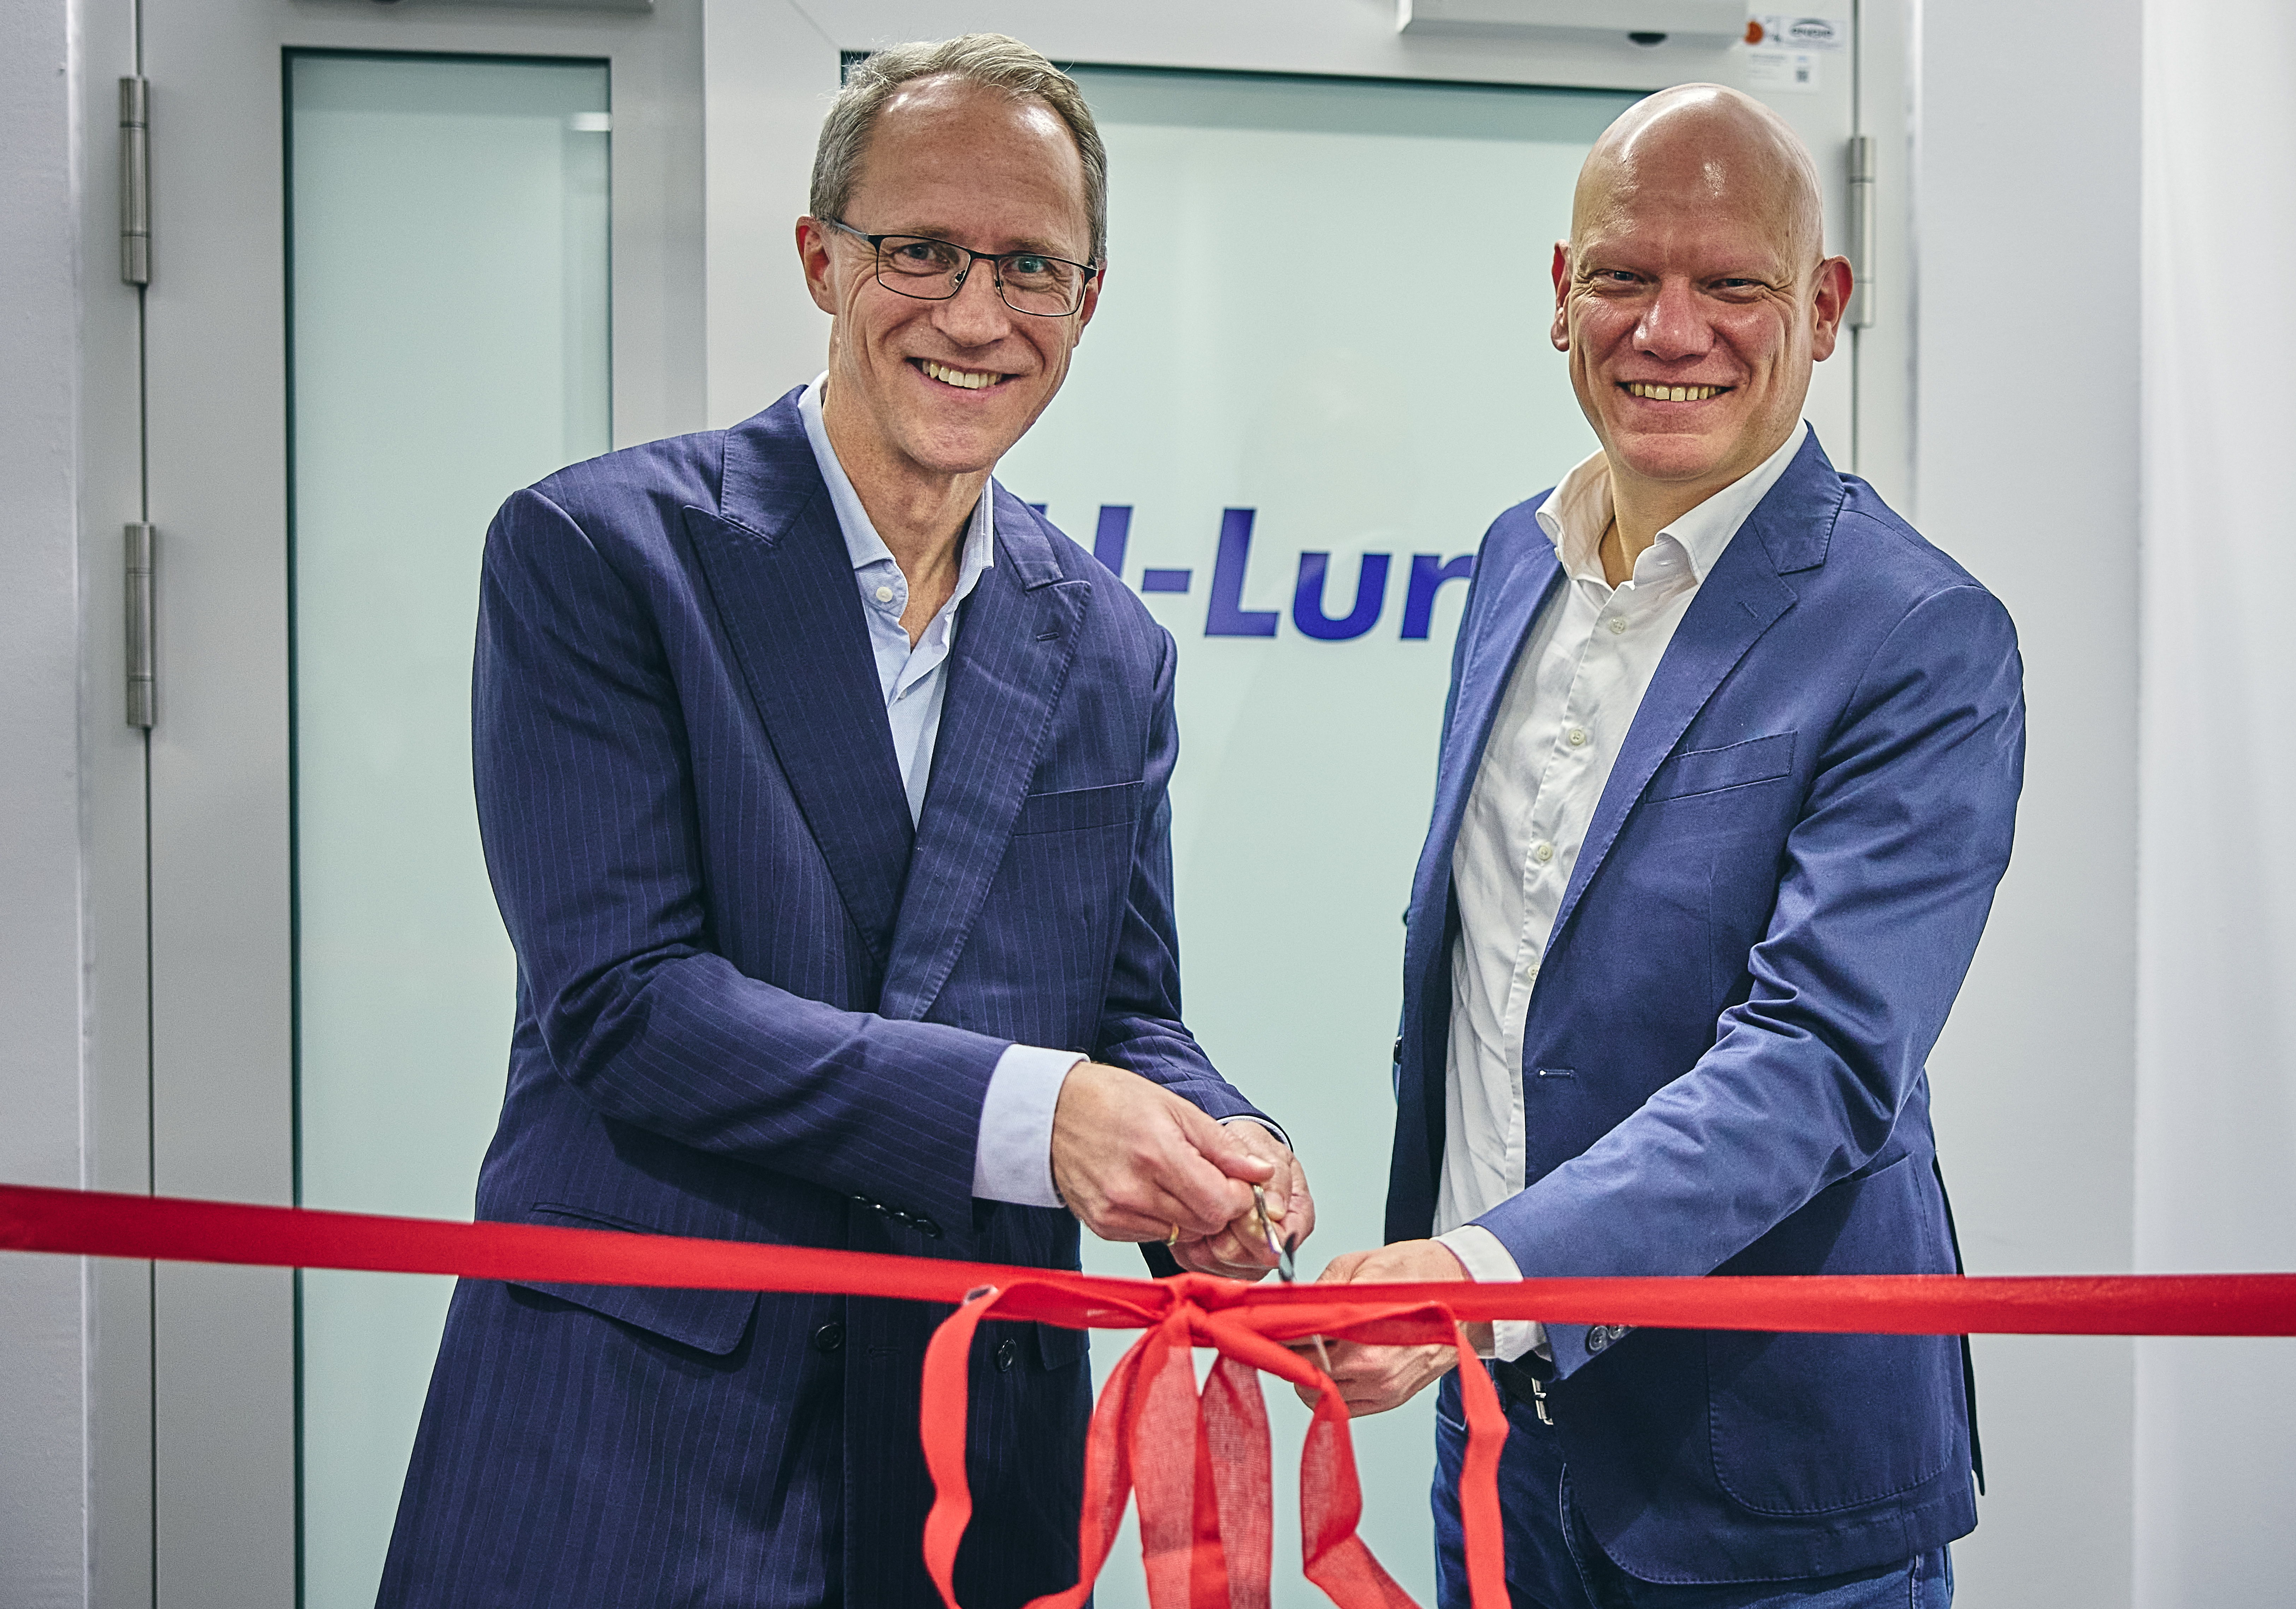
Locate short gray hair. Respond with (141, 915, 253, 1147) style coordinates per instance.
(810, 34, 1108, 265)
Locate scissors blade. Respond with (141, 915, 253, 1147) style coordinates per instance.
(1253, 1189, 1329, 1372)
(1285, 1230, 1332, 1374)
(1251, 1185, 1289, 1276)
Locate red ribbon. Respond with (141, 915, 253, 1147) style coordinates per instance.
(7, 1182, 2296, 1609)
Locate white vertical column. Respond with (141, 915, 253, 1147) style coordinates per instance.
(2135, 3, 2296, 1603)
(1913, 1, 2145, 1604)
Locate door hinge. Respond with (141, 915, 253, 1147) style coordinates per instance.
(126, 523, 156, 729)
(120, 77, 151, 286)
(1846, 132, 1875, 329)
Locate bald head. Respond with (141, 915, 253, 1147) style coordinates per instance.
(1573, 84, 1824, 275)
(1548, 83, 1851, 542)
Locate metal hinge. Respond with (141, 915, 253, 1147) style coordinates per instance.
(120, 77, 151, 285)
(125, 524, 156, 728)
(1845, 132, 1875, 329)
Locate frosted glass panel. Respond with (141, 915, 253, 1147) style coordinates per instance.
(286, 51, 609, 1609)
(999, 68, 1637, 1607)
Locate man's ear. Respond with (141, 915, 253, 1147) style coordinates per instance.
(797, 217, 839, 316)
(1550, 241, 1572, 352)
(1808, 254, 1853, 362)
(1071, 261, 1105, 345)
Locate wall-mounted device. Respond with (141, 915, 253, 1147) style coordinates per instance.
(1397, 0, 1746, 46)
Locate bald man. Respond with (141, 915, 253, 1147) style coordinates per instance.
(1315, 87, 2019, 1605)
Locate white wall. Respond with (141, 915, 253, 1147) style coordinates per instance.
(0, 0, 95, 1600)
(2, 0, 151, 1602)
(1912, 0, 2144, 1602)
(2134, 2, 2296, 1603)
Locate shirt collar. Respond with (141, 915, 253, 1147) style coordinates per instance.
(1536, 420, 1809, 585)
(798, 372, 996, 592)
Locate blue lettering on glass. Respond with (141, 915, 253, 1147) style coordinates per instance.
(1292, 552, 1391, 642)
(1092, 505, 1131, 576)
(1203, 508, 1279, 638)
(1021, 499, 1468, 641)
(1400, 552, 1476, 640)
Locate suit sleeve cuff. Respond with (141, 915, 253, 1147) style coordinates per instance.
(1436, 1225, 1549, 1364)
(972, 1045, 1083, 1208)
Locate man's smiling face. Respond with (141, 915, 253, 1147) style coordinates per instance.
(1550, 89, 1845, 503)
(801, 75, 1099, 483)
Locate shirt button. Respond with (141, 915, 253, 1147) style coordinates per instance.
(1533, 842, 1555, 864)
(1566, 727, 1588, 747)
(875, 584, 895, 603)
(1607, 617, 1627, 635)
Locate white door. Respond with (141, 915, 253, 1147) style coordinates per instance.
(132, 2, 702, 1603)
(126, 2, 1903, 1605)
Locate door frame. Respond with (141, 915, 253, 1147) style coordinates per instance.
(116, 2, 703, 1603)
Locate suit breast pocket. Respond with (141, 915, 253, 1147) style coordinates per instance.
(1647, 731, 1797, 802)
(1013, 779, 1141, 836)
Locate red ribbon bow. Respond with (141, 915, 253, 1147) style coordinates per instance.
(920, 1273, 1508, 1609)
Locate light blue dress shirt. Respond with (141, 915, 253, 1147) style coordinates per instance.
(798, 376, 1077, 1208)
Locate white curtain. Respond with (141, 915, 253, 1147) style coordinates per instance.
(2135, 2, 2296, 1602)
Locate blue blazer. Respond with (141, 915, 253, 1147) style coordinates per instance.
(380, 391, 1270, 1609)
(1386, 432, 2023, 1584)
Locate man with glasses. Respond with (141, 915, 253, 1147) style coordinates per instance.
(380, 34, 1309, 1609)
(1310, 86, 2020, 1606)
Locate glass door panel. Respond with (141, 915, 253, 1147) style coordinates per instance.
(997, 67, 1637, 1605)
(285, 51, 611, 1608)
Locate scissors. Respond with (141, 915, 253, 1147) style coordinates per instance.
(1254, 1184, 1331, 1376)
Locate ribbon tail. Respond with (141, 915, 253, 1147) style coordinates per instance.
(1022, 1318, 1158, 1609)
(1451, 1322, 1511, 1609)
(1201, 1352, 1273, 1609)
(921, 1285, 1006, 1609)
(1133, 1310, 1207, 1609)
(1284, 1338, 1421, 1609)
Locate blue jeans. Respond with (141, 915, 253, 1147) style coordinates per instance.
(1430, 1373, 1951, 1609)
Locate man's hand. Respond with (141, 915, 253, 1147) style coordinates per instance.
(1050, 1062, 1272, 1245)
(1171, 1122, 1316, 1280)
(1294, 1240, 1490, 1416)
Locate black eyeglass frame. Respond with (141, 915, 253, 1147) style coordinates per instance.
(818, 216, 1100, 318)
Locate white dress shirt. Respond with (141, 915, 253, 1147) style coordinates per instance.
(1433, 423, 1809, 1361)
(799, 376, 1077, 1208)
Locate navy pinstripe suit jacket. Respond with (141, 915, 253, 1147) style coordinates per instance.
(379, 390, 1270, 1609)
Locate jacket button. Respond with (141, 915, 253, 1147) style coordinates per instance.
(886, 1208, 913, 1226)
(914, 1216, 943, 1239)
(994, 1338, 1021, 1372)
(1392, 1037, 1404, 1066)
(1586, 1326, 1610, 1352)
(812, 1322, 845, 1354)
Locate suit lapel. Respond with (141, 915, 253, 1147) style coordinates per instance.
(1545, 439, 1844, 950)
(683, 394, 915, 963)
(880, 492, 1087, 1022)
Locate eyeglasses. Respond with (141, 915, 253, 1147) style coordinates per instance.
(819, 217, 1097, 318)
